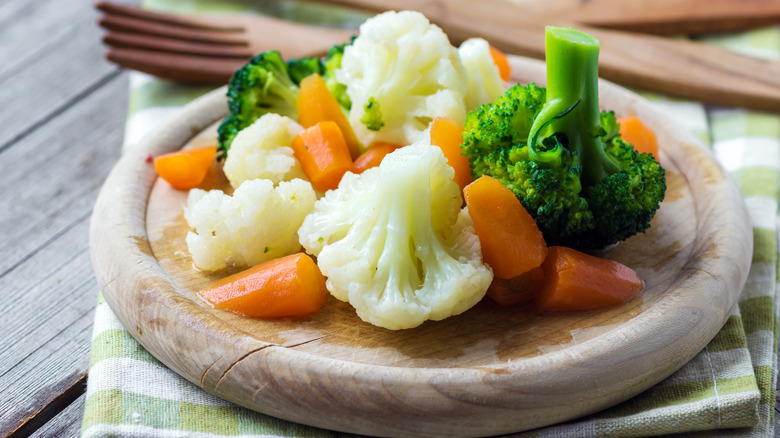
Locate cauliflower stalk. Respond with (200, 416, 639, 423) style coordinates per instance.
(298, 142, 493, 330)
(185, 178, 316, 271)
(223, 113, 306, 188)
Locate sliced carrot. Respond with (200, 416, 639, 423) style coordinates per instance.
(489, 46, 511, 82)
(463, 175, 547, 279)
(617, 116, 659, 158)
(430, 117, 472, 190)
(486, 266, 545, 306)
(352, 142, 400, 174)
(200, 253, 327, 318)
(292, 120, 353, 192)
(153, 145, 217, 190)
(297, 73, 361, 159)
(535, 246, 643, 311)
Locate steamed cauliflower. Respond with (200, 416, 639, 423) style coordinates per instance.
(184, 178, 316, 271)
(336, 10, 470, 147)
(458, 38, 506, 111)
(223, 113, 306, 188)
(298, 142, 493, 330)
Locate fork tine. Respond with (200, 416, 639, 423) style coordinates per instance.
(103, 31, 254, 58)
(99, 15, 247, 45)
(106, 47, 244, 84)
(94, 1, 242, 32)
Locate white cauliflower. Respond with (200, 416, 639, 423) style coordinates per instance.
(336, 10, 469, 147)
(298, 142, 493, 330)
(223, 113, 305, 188)
(184, 178, 316, 271)
(458, 38, 506, 111)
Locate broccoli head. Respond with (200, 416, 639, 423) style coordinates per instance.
(461, 27, 665, 250)
(216, 51, 299, 158)
(287, 56, 324, 85)
(322, 40, 353, 110)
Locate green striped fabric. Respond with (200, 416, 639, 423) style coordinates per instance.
(82, 2, 780, 436)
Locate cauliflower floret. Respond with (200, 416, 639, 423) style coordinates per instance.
(223, 113, 305, 188)
(336, 10, 469, 147)
(184, 178, 316, 271)
(458, 38, 506, 111)
(298, 142, 493, 330)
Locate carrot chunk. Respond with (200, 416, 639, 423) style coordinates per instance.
(430, 117, 472, 190)
(153, 145, 216, 190)
(489, 46, 511, 82)
(352, 142, 399, 174)
(200, 253, 327, 318)
(618, 116, 659, 158)
(463, 175, 547, 279)
(292, 121, 354, 192)
(486, 267, 545, 306)
(535, 246, 643, 311)
(297, 73, 361, 159)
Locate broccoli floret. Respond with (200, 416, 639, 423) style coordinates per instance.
(287, 56, 324, 85)
(322, 40, 353, 110)
(216, 51, 299, 159)
(361, 97, 384, 131)
(461, 27, 665, 250)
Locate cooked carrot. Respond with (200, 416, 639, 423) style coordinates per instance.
(153, 145, 217, 190)
(618, 116, 659, 158)
(486, 266, 545, 306)
(463, 175, 547, 279)
(200, 253, 327, 318)
(535, 246, 643, 311)
(489, 46, 511, 82)
(292, 121, 353, 192)
(352, 142, 399, 174)
(297, 73, 361, 159)
(430, 117, 472, 190)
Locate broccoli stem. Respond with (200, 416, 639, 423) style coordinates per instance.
(529, 26, 620, 187)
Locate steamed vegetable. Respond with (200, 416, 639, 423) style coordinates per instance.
(458, 38, 507, 111)
(429, 116, 472, 190)
(153, 145, 216, 190)
(200, 253, 327, 318)
(461, 26, 666, 250)
(184, 178, 316, 271)
(535, 246, 643, 311)
(336, 10, 471, 147)
(618, 116, 659, 158)
(296, 73, 361, 158)
(291, 121, 354, 192)
(297, 142, 493, 330)
(352, 142, 399, 174)
(222, 113, 306, 188)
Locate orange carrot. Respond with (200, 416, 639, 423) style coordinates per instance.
(200, 253, 327, 318)
(297, 73, 361, 159)
(463, 175, 547, 279)
(486, 266, 545, 306)
(430, 117, 472, 190)
(153, 145, 217, 190)
(292, 121, 353, 192)
(535, 246, 643, 311)
(352, 142, 399, 174)
(618, 116, 659, 158)
(489, 46, 511, 82)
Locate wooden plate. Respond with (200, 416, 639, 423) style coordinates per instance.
(90, 56, 752, 437)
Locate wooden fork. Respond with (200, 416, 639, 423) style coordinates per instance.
(96, 1, 355, 84)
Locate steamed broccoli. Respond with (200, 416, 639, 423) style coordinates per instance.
(461, 27, 666, 250)
(322, 41, 352, 110)
(216, 51, 298, 159)
(287, 56, 324, 85)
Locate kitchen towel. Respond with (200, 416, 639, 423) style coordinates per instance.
(82, 1, 779, 436)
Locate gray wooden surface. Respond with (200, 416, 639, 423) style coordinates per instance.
(0, 0, 778, 437)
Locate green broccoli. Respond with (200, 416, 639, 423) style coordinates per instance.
(287, 56, 324, 85)
(322, 40, 353, 110)
(461, 26, 666, 250)
(216, 51, 299, 159)
(361, 97, 384, 131)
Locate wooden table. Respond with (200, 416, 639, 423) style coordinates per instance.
(1, 0, 779, 437)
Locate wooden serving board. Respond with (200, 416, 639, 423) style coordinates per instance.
(89, 56, 752, 437)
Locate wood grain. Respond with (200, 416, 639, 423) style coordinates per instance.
(90, 57, 752, 437)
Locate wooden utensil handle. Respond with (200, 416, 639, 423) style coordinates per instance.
(313, 0, 780, 112)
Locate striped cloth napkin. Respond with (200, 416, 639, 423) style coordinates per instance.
(82, 1, 780, 436)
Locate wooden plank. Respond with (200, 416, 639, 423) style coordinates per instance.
(0, 61, 128, 432)
(28, 393, 86, 438)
